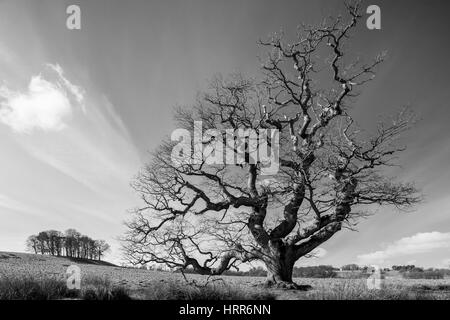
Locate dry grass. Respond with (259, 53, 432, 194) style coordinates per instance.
(79, 275, 131, 300)
(1, 252, 450, 300)
(133, 281, 275, 300)
(0, 273, 130, 300)
(304, 280, 445, 300)
(0, 274, 74, 300)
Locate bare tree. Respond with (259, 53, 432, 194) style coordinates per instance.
(25, 235, 39, 254)
(95, 240, 110, 261)
(26, 229, 110, 261)
(36, 231, 49, 255)
(46, 230, 63, 256)
(64, 228, 80, 258)
(123, 2, 421, 288)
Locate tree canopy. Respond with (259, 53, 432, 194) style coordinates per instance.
(26, 229, 110, 261)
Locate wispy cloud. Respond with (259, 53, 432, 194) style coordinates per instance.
(2, 64, 142, 196)
(357, 232, 450, 265)
(46, 63, 86, 112)
(0, 41, 17, 65)
(0, 193, 48, 218)
(0, 193, 31, 212)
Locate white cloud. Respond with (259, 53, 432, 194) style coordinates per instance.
(310, 247, 327, 258)
(357, 232, 450, 265)
(17, 92, 141, 196)
(440, 258, 450, 268)
(0, 64, 85, 133)
(0, 63, 139, 197)
(0, 76, 71, 132)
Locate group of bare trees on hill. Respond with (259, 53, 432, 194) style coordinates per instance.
(26, 229, 110, 261)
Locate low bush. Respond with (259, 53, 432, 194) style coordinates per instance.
(293, 265, 337, 278)
(402, 271, 445, 279)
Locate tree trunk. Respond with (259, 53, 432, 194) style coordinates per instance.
(263, 241, 311, 290)
(265, 259, 294, 284)
(263, 241, 295, 287)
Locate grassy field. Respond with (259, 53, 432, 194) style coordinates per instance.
(1, 251, 450, 300)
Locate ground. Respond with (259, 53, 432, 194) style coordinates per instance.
(1, 251, 450, 300)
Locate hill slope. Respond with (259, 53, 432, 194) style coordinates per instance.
(0, 251, 117, 267)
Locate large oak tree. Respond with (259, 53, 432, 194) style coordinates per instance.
(123, 2, 420, 287)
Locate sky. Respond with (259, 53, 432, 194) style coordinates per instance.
(0, 0, 449, 268)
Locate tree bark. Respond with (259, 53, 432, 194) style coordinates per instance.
(265, 259, 294, 284)
(263, 240, 303, 289)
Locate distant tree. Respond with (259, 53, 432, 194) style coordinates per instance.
(80, 235, 90, 259)
(25, 235, 39, 254)
(341, 264, 360, 271)
(392, 265, 424, 272)
(26, 229, 110, 261)
(36, 231, 49, 255)
(55, 231, 65, 256)
(65, 229, 81, 258)
(64, 229, 78, 257)
(95, 240, 110, 261)
(88, 238, 97, 260)
(247, 266, 268, 277)
(293, 265, 337, 278)
(45, 230, 63, 256)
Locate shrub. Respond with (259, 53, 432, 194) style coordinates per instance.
(341, 264, 360, 271)
(293, 265, 337, 278)
(81, 285, 131, 300)
(402, 270, 444, 279)
(179, 266, 268, 277)
(392, 265, 423, 272)
(80, 275, 131, 300)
